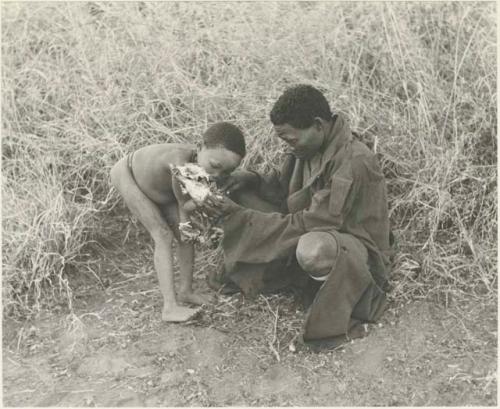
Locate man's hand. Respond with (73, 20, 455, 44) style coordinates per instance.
(202, 195, 241, 218)
(220, 170, 259, 195)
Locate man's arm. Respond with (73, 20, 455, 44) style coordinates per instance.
(255, 152, 296, 207)
(221, 158, 367, 265)
(223, 153, 294, 207)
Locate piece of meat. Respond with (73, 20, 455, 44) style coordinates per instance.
(170, 163, 224, 247)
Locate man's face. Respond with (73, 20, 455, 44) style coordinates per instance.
(273, 121, 325, 159)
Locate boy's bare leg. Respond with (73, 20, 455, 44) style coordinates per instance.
(162, 203, 213, 306)
(177, 241, 214, 305)
(151, 231, 200, 321)
(110, 158, 199, 322)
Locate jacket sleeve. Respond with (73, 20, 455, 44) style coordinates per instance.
(251, 153, 294, 207)
(222, 157, 367, 265)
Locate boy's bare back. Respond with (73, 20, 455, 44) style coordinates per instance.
(131, 143, 196, 205)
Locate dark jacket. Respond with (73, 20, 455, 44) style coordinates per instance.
(222, 113, 393, 341)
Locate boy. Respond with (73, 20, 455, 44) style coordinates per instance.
(110, 122, 246, 322)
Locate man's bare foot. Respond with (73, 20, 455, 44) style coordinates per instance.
(178, 292, 214, 306)
(161, 305, 200, 322)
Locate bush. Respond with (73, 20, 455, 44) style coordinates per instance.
(2, 2, 496, 318)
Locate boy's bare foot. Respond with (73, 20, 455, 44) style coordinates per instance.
(161, 305, 200, 322)
(178, 292, 214, 306)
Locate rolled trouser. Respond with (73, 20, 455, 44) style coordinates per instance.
(297, 230, 385, 342)
(295, 231, 368, 282)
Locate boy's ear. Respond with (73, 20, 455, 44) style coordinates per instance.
(209, 158, 222, 168)
(313, 117, 325, 131)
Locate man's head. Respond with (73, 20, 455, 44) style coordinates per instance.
(198, 122, 245, 177)
(270, 84, 333, 159)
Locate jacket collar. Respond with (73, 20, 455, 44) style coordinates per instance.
(300, 113, 352, 188)
(320, 113, 352, 164)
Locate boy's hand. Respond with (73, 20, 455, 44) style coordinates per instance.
(202, 195, 241, 218)
(220, 170, 259, 194)
(182, 199, 197, 214)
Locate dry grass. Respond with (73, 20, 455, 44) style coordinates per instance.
(2, 2, 496, 318)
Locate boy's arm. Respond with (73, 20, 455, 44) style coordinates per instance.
(171, 174, 190, 224)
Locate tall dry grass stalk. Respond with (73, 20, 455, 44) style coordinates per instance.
(2, 2, 496, 318)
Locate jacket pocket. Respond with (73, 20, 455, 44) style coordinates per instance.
(329, 176, 352, 216)
(309, 189, 330, 211)
(287, 188, 312, 213)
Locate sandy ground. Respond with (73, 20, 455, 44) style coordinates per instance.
(3, 245, 497, 407)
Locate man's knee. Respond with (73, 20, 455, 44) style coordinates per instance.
(296, 232, 338, 279)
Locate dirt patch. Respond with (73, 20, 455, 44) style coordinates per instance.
(350, 341, 386, 376)
(3, 272, 496, 407)
(251, 363, 302, 397)
(77, 353, 133, 377)
(184, 327, 229, 369)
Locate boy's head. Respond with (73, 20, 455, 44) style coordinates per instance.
(270, 84, 333, 159)
(198, 122, 245, 177)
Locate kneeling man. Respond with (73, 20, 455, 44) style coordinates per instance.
(204, 85, 394, 347)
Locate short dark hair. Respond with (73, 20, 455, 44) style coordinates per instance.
(203, 122, 246, 157)
(270, 84, 332, 129)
